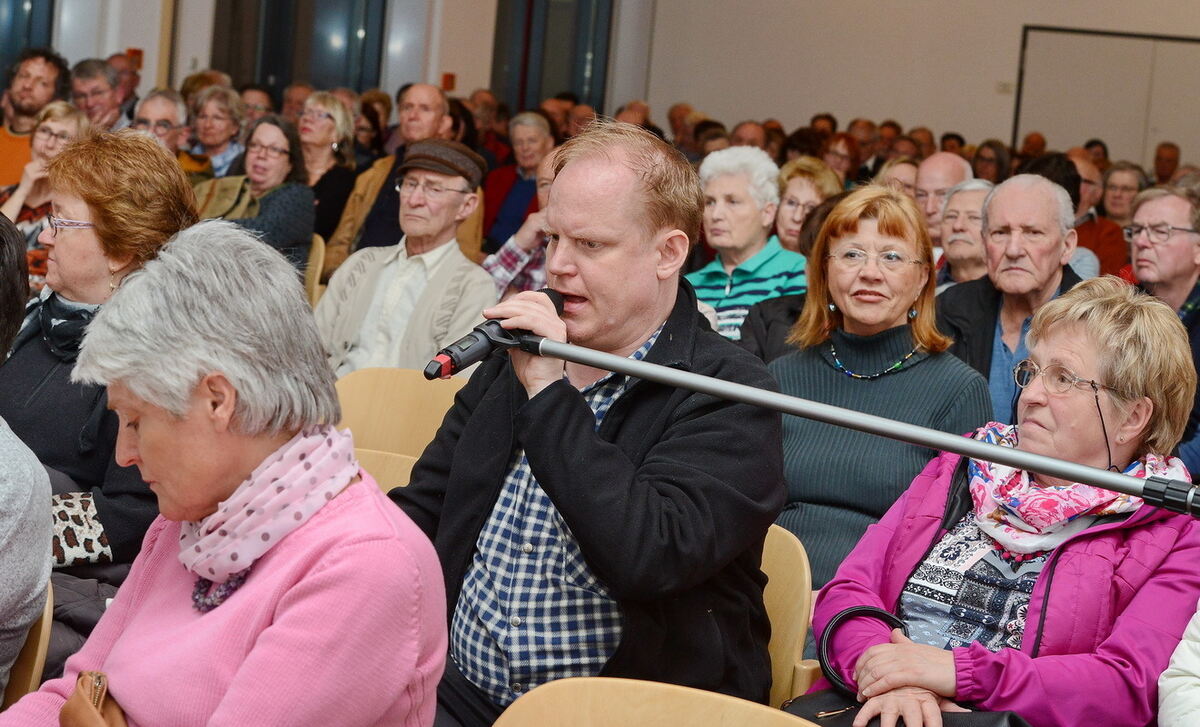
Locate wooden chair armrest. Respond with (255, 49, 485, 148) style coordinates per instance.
(790, 658, 822, 698)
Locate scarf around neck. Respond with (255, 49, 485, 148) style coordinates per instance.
(179, 425, 359, 583)
(968, 421, 1189, 554)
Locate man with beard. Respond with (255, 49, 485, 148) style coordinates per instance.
(0, 48, 69, 186)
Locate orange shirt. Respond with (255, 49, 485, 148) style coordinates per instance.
(0, 124, 33, 187)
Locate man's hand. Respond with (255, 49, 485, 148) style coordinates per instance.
(483, 289, 566, 398)
(854, 629, 957, 700)
(512, 209, 548, 252)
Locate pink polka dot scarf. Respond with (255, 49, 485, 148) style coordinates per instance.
(179, 425, 359, 584)
(968, 422, 1189, 554)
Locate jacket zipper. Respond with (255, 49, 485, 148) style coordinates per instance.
(91, 672, 105, 709)
(1028, 548, 1063, 657)
(22, 360, 62, 407)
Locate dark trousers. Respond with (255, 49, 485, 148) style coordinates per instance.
(434, 657, 507, 727)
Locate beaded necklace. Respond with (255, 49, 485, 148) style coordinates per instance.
(829, 342, 919, 380)
(192, 567, 251, 613)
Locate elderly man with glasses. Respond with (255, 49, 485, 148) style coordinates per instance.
(315, 139, 496, 376)
(132, 88, 213, 185)
(1128, 185, 1200, 473)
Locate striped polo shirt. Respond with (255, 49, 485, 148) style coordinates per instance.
(686, 236, 807, 339)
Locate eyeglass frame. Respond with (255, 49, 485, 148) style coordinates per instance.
(47, 215, 96, 236)
(1122, 222, 1200, 245)
(34, 126, 73, 144)
(395, 177, 474, 200)
(1011, 358, 1130, 398)
(246, 141, 290, 159)
(132, 118, 183, 136)
(300, 108, 335, 123)
(825, 247, 926, 272)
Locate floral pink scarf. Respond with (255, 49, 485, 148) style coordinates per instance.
(179, 425, 359, 583)
(969, 422, 1189, 554)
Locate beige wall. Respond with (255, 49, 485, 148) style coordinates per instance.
(644, 0, 1200, 154)
(427, 0, 498, 95)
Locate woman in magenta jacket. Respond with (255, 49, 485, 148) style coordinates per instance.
(814, 277, 1200, 727)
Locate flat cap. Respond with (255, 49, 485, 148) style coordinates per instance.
(398, 139, 487, 190)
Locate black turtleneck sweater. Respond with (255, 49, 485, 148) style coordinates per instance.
(767, 325, 991, 588)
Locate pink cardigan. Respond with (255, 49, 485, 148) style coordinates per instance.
(814, 450, 1200, 727)
(0, 475, 446, 727)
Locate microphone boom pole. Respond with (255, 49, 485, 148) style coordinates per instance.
(521, 335, 1200, 518)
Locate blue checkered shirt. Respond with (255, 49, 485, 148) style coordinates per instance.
(450, 326, 663, 706)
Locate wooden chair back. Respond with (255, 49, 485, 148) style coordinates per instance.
(305, 234, 326, 306)
(2, 584, 53, 709)
(335, 367, 466, 456)
(762, 524, 813, 707)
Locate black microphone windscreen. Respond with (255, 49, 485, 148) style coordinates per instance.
(540, 288, 565, 316)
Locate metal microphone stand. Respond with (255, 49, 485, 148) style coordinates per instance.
(516, 335, 1200, 518)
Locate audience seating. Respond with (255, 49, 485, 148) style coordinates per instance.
(456, 186, 486, 263)
(493, 676, 818, 726)
(335, 367, 466, 456)
(356, 447, 418, 491)
(761, 524, 814, 707)
(2, 585, 53, 709)
(305, 234, 326, 307)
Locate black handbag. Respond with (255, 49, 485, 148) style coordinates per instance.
(781, 606, 1031, 727)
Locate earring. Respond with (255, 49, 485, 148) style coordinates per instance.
(331, 141, 339, 153)
(908, 308, 917, 320)
(109, 270, 119, 292)
(828, 303, 837, 313)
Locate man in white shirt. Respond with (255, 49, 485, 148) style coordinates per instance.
(315, 139, 497, 375)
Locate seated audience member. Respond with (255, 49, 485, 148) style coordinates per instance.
(280, 80, 314, 124)
(468, 88, 511, 166)
(848, 118, 882, 183)
(360, 88, 392, 135)
(1126, 186, 1200, 474)
(0, 101, 88, 290)
(730, 120, 767, 149)
(238, 82, 273, 123)
(816, 277, 1200, 727)
(483, 112, 553, 253)
(770, 185, 989, 588)
(739, 191, 849, 362)
(1101, 160, 1150, 228)
(876, 120, 901, 156)
(973, 138, 1010, 183)
(482, 148, 556, 298)
(178, 68, 229, 109)
(190, 85, 245, 178)
(810, 112, 836, 135)
(1156, 141, 1182, 184)
(937, 174, 1082, 423)
(325, 83, 452, 279)
(0, 220, 445, 725)
(106, 53, 139, 121)
(821, 132, 860, 187)
(299, 91, 356, 241)
(133, 88, 213, 185)
(696, 125, 730, 158)
(1068, 149, 1127, 275)
(70, 59, 129, 132)
(916, 151, 973, 247)
(888, 134, 920, 161)
(316, 139, 495, 376)
(873, 156, 918, 198)
(0, 215, 52, 694)
(935, 180, 992, 293)
(0, 131, 198, 677)
(1020, 152, 1102, 280)
(1085, 137, 1110, 171)
(940, 131, 965, 156)
(566, 103, 596, 139)
(686, 146, 806, 339)
(195, 115, 314, 267)
(784, 126, 825, 161)
(354, 101, 387, 172)
(393, 119, 783, 725)
(909, 126, 936, 159)
(775, 156, 841, 252)
(1, 48, 69, 187)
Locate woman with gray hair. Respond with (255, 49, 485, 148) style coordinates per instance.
(0, 220, 445, 725)
(482, 111, 554, 253)
(685, 145, 807, 339)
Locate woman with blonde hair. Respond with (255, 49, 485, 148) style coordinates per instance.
(816, 277, 1200, 727)
(298, 91, 355, 240)
(775, 156, 841, 252)
(189, 85, 244, 177)
(769, 185, 990, 587)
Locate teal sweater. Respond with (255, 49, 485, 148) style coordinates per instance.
(768, 325, 992, 588)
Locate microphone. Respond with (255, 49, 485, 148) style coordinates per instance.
(423, 288, 565, 380)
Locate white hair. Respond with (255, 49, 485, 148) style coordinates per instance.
(508, 111, 551, 138)
(940, 178, 995, 218)
(136, 87, 188, 127)
(982, 173, 1075, 237)
(72, 220, 340, 436)
(698, 146, 780, 208)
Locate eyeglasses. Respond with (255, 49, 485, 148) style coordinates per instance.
(246, 141, 289, 159)
(72, 88, 113, 103)
(827, 248, 924, 272)
(1012, 359, 1127, 397)
(245, 103, 270, 113)
(133, 118, 181, 136)
(781, 197, 819, 217)
(1122, 223, 1199, 244)
(34, 126, 72, 144)
(47, 215, 96, 236)
(1105, 184, 1139, 195)
(196, 113, 232, 125)
(395, 178, 472, 200)
(301, 109, 334, 123)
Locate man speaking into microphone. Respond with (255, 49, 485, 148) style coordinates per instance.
(392, 119, 785, 726)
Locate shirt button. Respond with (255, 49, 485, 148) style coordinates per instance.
(521, 543, 534, 554)
(510, 616, 522, 626)
(512, 683, 524, 693)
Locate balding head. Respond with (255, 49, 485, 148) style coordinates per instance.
(916, 152, 973, 243)
(1020, 132, 1046, 157)
(731, 120, 766, 149)
(398, 83, 451, 144)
